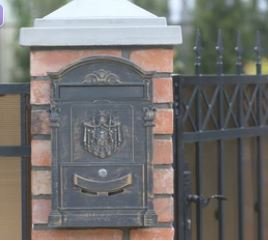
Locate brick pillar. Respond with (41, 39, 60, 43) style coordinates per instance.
(30, 47, 174, 240)
(20, 1, 181, 239)
(129, 48, 174, 239)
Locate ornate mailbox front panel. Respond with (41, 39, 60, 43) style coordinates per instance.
(48, 57, 157, 228)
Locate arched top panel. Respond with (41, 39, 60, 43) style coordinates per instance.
(48, 56, 154, 85)
(49, 56, 153, 101)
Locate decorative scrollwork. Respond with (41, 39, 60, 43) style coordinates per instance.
(50, 102, 61, 128)
(143, 106, 156, 127)
(82, 69, 121, 85)
(83, 111, 123, 159)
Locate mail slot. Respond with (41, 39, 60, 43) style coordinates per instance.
(48, 57, 157, 228)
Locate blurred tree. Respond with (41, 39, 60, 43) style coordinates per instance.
(10, 0, 68, 82)
(132, 0, 185, 73)
(192, 0, 268, 74)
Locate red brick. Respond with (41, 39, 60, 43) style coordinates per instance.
(130, 49, 174, 73)
(153, 168, 174, 194)
(32, 229, 123, 240)
(32, 170, 51, 195)
(153, 139, 173, 165)
(154, 197, 174, 223)
(32, 199, 51, 224)
(153, 78, 173, 103)
(31, 80, 51, 105)
(31, 140, 52, 167)
(154, 109, 174, 134)
(31, 110, 50, 135)
(31, 49, 122, 76)
(130, 227, 174, 240)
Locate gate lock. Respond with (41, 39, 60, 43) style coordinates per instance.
(187, 194, 227, 208)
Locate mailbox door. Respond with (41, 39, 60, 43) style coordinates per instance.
(49, 57, 156, 227)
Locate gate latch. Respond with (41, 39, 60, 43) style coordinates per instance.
(187, 194, 227, 208)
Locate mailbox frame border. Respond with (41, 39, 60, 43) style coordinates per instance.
(48, 56, 157, 228)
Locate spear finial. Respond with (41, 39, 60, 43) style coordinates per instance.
(254, 30, 262, 75)
(235, 31, 243, 75)
(193, 29, 202, 75)
(216, 29, 224, 75)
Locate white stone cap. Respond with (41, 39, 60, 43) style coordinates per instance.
(20, 0, 182, 47)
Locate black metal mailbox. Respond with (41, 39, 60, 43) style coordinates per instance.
(48, 56, 157, 228)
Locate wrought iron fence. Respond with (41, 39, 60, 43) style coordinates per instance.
(174, 30, 268, 240)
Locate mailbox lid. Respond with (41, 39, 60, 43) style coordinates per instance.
(60, 163, 145, 209)
(51, 57, 153, 102)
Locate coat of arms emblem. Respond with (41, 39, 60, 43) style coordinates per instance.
(82, 111, 123, 159)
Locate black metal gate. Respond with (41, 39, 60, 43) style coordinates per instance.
(174, 32, 268, 239)
(0, 83, 31, 239)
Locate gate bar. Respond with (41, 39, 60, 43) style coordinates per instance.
(216, 30, 224, 240)
(255, 31, 264, 239)
(174, 77, 188, 239)
(20, 93, 31, 240)
(235, 32, 244, 239)
(0, 83, 29, 94)
(194, 31, 203, 239)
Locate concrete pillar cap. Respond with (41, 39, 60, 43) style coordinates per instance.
(20, 0, 182, 47)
